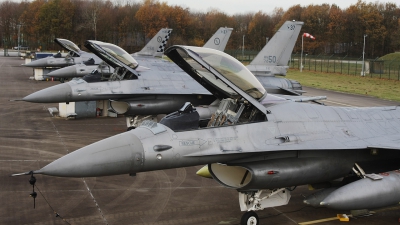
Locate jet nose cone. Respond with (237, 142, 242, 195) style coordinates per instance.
(47, 66, 78, 78)
(36, 132, 144, 177)
(23, 58, 52, 68)
(23, 57, 73, 68)
(22, 83, 73, 103)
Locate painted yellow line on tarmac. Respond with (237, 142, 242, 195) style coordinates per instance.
(298, 217, 338, 225)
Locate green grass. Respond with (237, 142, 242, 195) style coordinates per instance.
(286, 69, 400, 102)
(379, 52, 400, 61)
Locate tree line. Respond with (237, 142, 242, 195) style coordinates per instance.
(0, 0, 399, 58)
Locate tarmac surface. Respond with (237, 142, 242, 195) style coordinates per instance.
(1, 55, 400, 225)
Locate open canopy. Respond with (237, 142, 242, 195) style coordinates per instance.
(54, 38, 81, 56)
(84, 40, 138, 71)
(165, 46, 266, 100)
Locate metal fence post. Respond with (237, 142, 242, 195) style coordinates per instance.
(327, 54, 334, 73)
(341, 55, 347, 74)
(355, 61, 358, 76)
(348, 59, 350, 75)
(321, 55, 323, 72)
(334, 58, 336, 73)
(356, 56, 362, 76)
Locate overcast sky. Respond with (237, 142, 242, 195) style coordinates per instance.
(160, 0, 392, 15)
(0, 0, 395, 15)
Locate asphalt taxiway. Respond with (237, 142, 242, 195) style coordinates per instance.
(1, 55, 400, 225)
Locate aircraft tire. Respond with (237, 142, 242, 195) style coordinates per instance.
(241, 211, 258, 225)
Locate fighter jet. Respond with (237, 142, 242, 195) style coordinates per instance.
(20, 21, 302, 125)
(14, 45, 400, 225)
(44, 26, 232, 80)
(22, 38, 102, 68)
(20, 22, 304, 129)
(44, 28, 174, 80)
(46, 21, 303, 94)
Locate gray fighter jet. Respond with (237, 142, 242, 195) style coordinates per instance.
(20, 21, 301, 98)
(14, 45, 400, 225)
(20, 22, 304, 129)
(22, 38, 102, 68)
(44, 28, 174, 79)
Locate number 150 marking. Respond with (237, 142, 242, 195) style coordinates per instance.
(264, 56, 276, 63)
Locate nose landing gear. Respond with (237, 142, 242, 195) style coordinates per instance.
(241, 211, 259, 225)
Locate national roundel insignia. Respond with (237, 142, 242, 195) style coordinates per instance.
(214, 38, 220, 45)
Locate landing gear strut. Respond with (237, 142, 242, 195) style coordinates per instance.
(239, 188, 291, 225)
(241, 211, 259, 225)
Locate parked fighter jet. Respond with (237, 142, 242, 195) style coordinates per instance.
(14, 45, 400, 225)
(22, 38, 102, 68)
(20, 22, 302, 126)
(46, 21, 303, 93)
(19, 22, 304, 129)
(45, 28, 174, 80)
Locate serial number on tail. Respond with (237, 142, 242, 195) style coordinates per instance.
(263, 56, 277, 63)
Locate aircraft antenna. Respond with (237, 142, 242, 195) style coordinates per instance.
(27, 171, 71, 224)
(28, 171, 37, 208)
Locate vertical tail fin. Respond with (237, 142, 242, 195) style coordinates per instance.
(247, 21, 303, 76)
(136, 28, 173, 57)
(203, 27, 233, 51)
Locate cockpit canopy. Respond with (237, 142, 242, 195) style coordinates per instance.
(165, 46, 266, 100)
(84, 40, 138, 70)
(54, 38, 81, 56)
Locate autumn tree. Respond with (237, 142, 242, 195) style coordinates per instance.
(84, 0, 103, 40)
(229, 13, 252, 50)
(135, 0, 168, 40)
(299, 4, 330, 54)
(247, 11, 273, 50)
(0, 1, 24, 48)
(162, 4, 193, 45)
(277, 4, 303, 28)
(326, 5, 347, 54)
(377, 2, 400, 54)
(2, 0, 399, 56)
(36, 0, 76, 50)
(202, 9, 235, 48)
(19, 0, 46, 48)
(117, 2, 142, 52)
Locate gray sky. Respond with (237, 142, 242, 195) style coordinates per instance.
(162, 0, 392, 15)
(0, 0, 395, 15)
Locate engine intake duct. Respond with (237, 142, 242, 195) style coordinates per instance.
(209, 157, 354, 190)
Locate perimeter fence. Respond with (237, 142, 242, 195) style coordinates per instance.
(227, 49, 400, 81)
(290, 54, 400, 80)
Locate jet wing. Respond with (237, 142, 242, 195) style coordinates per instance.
(368, 145, 400, 151)
(274, 94, 327, 102)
